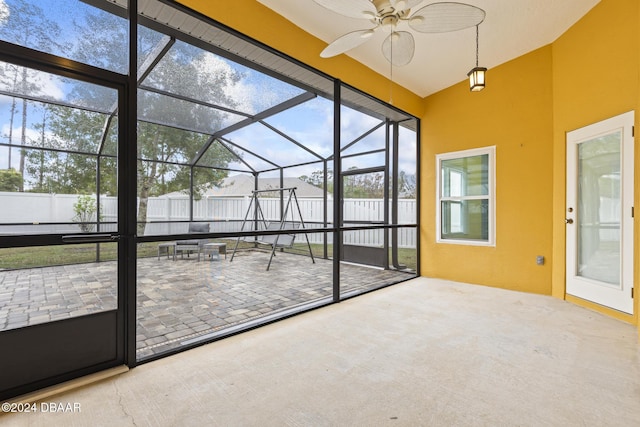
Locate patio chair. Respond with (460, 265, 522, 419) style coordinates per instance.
(259, 222, 298, 249)
(257, 222, 300, 270)
(175, 222, 210, 261)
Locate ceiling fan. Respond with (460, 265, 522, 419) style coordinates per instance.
(313, 0, 486, 66)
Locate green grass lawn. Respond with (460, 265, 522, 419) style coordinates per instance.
(0, 243, 156, 270)
(0, 240, 417, 271)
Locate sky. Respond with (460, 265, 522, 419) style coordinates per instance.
(0, 0, 417, 188)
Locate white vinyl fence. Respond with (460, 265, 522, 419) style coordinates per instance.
(0, 192, 118, 234)
(1, 192, 417, 247)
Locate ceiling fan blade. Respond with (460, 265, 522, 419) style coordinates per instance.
(408, 2, 485, 33)
(381, 31, 415, 66)
(391, 0, 424, 12)
(313, 0, 377, 19)
(320, 29, 376, 58)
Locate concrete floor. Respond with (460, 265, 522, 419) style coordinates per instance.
(2, 277, 639, 426)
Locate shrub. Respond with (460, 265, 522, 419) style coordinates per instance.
(72, 194, 101, 232)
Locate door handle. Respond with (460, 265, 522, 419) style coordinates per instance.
(565, 218, 574, 224)
(62, 234, 119, 243)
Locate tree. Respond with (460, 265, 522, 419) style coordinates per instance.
(343, 170, 385, 198)
(302, 167, 384, 198)
(21, 101, 115, 195)
(300, 169, 333, 193)
(132, 41, 242, 233)
(0, 0, 9, 25)
(398, 171, 417, 198)
(17, 9, 242, 233)
(0, 0, 67, 189)
(301, 168, 416, 198)
(0, 168, 22, 191)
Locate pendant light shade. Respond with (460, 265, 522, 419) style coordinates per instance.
(468, 66, 487, 91)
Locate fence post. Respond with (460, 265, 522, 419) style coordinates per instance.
(165, 197, 171, 235)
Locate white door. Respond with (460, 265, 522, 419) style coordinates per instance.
(566, 111, 634, 314)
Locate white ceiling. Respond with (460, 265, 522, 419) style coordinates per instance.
(257, 0, 600, 97)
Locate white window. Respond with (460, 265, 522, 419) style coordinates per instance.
(436, 146, 495, 245)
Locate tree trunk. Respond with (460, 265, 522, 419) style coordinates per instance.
(19, 66, 28, 191)
(7, 67, 19, 171)
(136, 161, 157, 235)
(137, 177, 150, 236)
(7, 97, 16, 170)
(38, 112, 46, 189)
(19, 97, 27, 191)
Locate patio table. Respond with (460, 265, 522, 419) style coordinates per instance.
(175, 243, 202, 261)
(202, 242, 227, 260)
(157, 242, 176, 260)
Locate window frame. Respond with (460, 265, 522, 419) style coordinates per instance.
(436, 146, 496, 246)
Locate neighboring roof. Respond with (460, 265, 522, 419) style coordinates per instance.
(212, 175, 326, 198)
(164, 175, 327, 198)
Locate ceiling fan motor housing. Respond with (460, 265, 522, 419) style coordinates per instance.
(371, 0, 410, 26)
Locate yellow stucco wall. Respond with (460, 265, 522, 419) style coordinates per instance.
(420, 46, 554, 294)
(176, 0, 424, 118)
(421, 0, 639, 327)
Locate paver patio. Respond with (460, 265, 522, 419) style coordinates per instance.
(0, 249, 415, 359)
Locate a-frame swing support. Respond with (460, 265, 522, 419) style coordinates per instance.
(230, 187, 316, 271)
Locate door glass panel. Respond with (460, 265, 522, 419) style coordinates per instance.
(577, 132, 621, 285)
(0, 61, 119, 330)
(0, 61, 118, 235)
(0, 243, 118, 331)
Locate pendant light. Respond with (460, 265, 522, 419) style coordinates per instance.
(468, 25, 487, 91)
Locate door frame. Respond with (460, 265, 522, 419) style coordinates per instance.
(565, 110, 634, 314)
(340, 166, 389, 268)
(0, 42, 131, 400)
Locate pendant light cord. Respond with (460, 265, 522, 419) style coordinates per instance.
(475, 25, 479, 67)
(389, 26, 394, 105)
